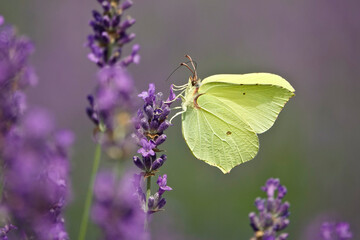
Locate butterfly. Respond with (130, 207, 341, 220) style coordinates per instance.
(170, 55, 295, 174)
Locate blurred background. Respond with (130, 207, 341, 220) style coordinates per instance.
(1, 0, 359, 239)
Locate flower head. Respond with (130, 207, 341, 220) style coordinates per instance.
(132, 84, 174, 174)
(249, 178, 290, 240)
(87, 0, 139, 67)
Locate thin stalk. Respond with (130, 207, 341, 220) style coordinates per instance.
(144, 176, 151, 229)
(78, 144, 102, 240)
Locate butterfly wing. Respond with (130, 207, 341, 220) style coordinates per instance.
(182, 94, 259, 173)
(200, 73, 295, 134)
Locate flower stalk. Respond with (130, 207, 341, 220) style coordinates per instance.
(78, 144, 102, 240)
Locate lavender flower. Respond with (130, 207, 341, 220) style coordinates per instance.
(0, 17, 37, 142)
(86, 1, 140, 159)
(321, 222, 353, 240)
(132, 84, 175, 216)
(87, 0, 139, 67)
(2, 109, 73, 240)
(249, 178, 290, 240)
(92, 171, 149, 240)
(132, 83, 175, 174)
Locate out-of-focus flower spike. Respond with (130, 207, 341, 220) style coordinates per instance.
(249, 178, 290, 240)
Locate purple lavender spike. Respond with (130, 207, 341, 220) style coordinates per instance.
(249, 178, 290, 240)
(0, 19, 37, 142)
(87, 0, 139, 67)
(2, 109, 73, 239)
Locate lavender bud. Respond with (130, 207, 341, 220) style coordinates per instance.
(102, 15, 110, 28)
(112, 15, 121, 28)
(150, 119, 159, 130)
(143, 156, 151, 170)
(121, 0, 133, 10)
(278, 233, 289, 240)
(154, 134, 167, 146)
(277, 185, 287, 199)
(255, 198, 265, 211)
(133, 156, 145, 170)
(159, 106, 170, 120)
(140, 118, 149, 131)
(157, 198, 166, 209)
(148, 196, 155, 209)
(119, 33, 135, 45)
(92, 10, 102, 21)
(158, 121, 170, 133)
(275, 219, 289, 231)
(120, 18, 136, 30)
(144, 105, 154, 120)
(249, 212, 259, 231)
(102, 1, 110, 12)
(278, 202, 290, 217)
(151, 157, 164, 171)
(101, 32, 110, 44)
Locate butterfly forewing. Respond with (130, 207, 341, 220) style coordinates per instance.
(199, 73, 295, 134)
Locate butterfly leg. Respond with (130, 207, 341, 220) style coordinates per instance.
(164, 90, 186, 104)
(169, 110, 185, 124)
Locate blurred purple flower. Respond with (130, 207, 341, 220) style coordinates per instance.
(321, 222, 353, 240)
(0, 17, 37, 142)
(92, 171, 149, 240)
(249, 178, 290, 240)
(0, 224, 16, 240)
(2, 109, 73, 240)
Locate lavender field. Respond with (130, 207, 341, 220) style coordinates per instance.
(0, 0, 359, 239)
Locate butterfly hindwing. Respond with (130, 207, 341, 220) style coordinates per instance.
(182, 94, 259, 173)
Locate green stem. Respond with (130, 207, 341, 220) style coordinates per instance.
(78, 144, 102, 240)
(144, 176, 152, 229)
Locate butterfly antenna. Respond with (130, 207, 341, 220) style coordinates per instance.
(185, 55, 198, 80)
(165, 60, 198, 82)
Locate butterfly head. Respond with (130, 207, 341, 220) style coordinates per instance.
(181, 55, 200, 88)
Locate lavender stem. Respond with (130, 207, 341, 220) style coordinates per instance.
(144, 176, 152, 229)
(78, 144, 102, 240)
